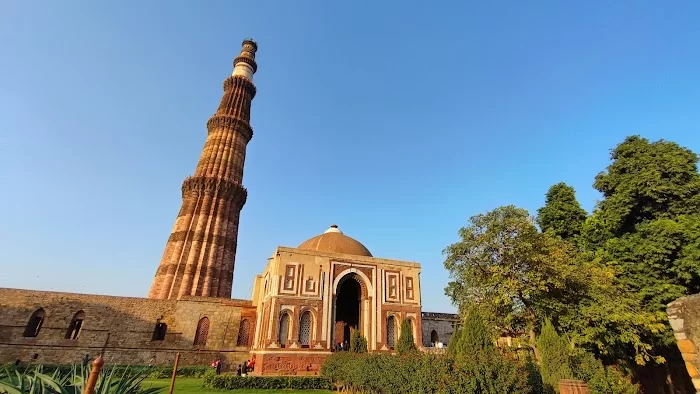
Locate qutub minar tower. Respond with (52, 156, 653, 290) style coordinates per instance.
(148, 39, 258, 299)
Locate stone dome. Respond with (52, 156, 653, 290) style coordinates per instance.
(298, 225, 373, 257)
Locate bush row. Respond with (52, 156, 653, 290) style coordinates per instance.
(203, 374, 331, 390)
(3, 363, 210, 379)
(321, 351, 533, 394)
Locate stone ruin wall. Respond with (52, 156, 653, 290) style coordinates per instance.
(668, 293, 700, 393)
(421, 312, 458, 348)
(0, 288, 255, 371)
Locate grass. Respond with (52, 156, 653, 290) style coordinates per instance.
(141, 378, 333, 394)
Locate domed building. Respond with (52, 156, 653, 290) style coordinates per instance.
(249, 224, 423, 375)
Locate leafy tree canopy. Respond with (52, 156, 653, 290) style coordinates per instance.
(583, 136, 700, 312)
(537, 182, 588, 240)
(444, 205, 663, 365)
(443, 206, 587, 349)
(592, 136, 700, 236)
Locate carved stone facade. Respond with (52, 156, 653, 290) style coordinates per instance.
(249, 225, 423, 375)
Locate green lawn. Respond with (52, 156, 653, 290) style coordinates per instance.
(141, 378, 332, 394)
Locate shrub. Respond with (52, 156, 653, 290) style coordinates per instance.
(523, 356, 545, 394)
(321, 349, 531, 394)
(452, 350, 529, 394)
(203, 375, 331, 390)
(350, 328, 368, 353)
(454, 306, 495, 356)
(537, 318, 573, 393)
(447, 325, 463, 356)
(570, 351, 639, 394)
(396, 319, 417, 355)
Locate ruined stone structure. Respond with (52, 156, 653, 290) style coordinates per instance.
(148, 39, 258, 300)
(0, 39, 456, 375)
(421, 312, 458, 348)
(668, 294, 700, 393)
(0, 288, 255, 368)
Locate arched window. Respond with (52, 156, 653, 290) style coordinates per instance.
(278, 313, 290, 348)
(152, 322, 167, 341)
(299, 311, 311, 348)
(65, 311, 85, 340)
(430, 330, 439, 344)
(23, 308, 45, 337)
(193, 317, 210, 346)
(386, 316, 396, 349)
(236, 319, 250, 347)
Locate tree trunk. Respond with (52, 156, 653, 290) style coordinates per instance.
(529, 326, 541, 362)
(523, 302, 540, 362)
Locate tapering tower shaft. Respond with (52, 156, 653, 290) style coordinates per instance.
(148, 39, 258, 300)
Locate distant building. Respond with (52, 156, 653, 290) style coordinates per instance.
(0, 39, 455, 375)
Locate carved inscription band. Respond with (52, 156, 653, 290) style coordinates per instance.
(181, 176, 248, 204)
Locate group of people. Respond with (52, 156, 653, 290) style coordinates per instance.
(212, 357, 255, 376)
(334, 340, 350, 352)
(211, 359, 223, 375)
(235, 358, 255, 376)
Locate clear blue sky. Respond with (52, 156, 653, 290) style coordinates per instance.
(1, 1, 699, 313)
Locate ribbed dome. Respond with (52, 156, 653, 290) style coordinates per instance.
(298, 225, 372, 257)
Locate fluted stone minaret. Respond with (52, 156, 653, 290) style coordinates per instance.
(148, 39, 258, 300)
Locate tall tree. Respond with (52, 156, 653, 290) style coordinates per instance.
(443, 205, 585, 358)
(583, 136, 700, 312)
(537, 182, 588, 240)
(444, 205, 663, 365)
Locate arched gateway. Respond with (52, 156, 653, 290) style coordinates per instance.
(333, 273, 364, 346)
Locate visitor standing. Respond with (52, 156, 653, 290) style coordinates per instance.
(236, 364, 242, 376)
(215, 359, 222, 375)
(82, 354, 90, 367)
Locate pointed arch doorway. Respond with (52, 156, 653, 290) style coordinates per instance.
(333, 273, 363, 347)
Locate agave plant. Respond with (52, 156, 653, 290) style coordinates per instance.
(0, 365, 162, 394)
(0, 365, 70, 394)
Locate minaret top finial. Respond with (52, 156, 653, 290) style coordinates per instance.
(232, 38, 258, 81)
(242, 38, 257, 52)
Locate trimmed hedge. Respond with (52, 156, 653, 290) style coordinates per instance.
(3, 363, 210, 379)
(321, 351, 532, 394)
(203, 374, 331, 390)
